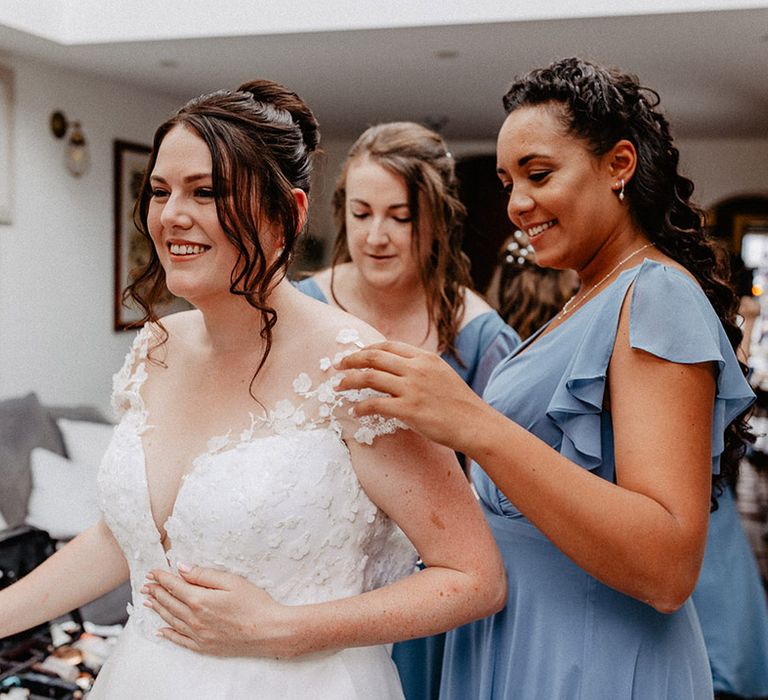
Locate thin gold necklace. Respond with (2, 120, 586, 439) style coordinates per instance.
(556, 243, 655, 321)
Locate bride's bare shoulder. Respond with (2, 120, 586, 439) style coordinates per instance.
(290, 287, 383, 350)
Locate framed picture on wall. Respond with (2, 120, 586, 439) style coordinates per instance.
(113, 139, 190, 331)
(0, 64, 13, 225)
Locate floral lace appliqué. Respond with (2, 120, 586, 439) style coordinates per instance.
(308, 328, 408, 444)
(178, 328, 407, 457)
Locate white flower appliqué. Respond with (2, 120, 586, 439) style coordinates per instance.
(292, 373, 313, 394)
(336, 328, 366, 347)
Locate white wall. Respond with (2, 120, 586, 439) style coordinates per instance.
(0, 54, 178, 415)
(678, 138, 768, 208)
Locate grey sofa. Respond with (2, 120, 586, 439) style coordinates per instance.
(0, 392, 130, 625)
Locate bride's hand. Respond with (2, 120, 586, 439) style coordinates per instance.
(143, 565, 297, 658)
(337, 340, 489, 452)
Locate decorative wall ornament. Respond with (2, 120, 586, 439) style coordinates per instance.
(49, 110, 91, 177)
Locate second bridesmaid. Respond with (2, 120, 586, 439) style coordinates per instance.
(296, 121, 519, 699)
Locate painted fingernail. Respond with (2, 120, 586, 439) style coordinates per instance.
(146, 572, 156, 581)
(140, 585, 149, 594)
(177, 562, 192, 573)
(143, 599, 152, 608)
(155, 631, 164, 639)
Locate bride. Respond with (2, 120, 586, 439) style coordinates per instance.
(0, 80, 505, 698)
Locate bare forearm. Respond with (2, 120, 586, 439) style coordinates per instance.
(460, 404, 704, 610)
(0, 520, 129, 637)
(276, 566, 505, 658)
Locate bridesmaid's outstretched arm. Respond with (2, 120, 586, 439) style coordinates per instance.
(338, 294, 715, 614)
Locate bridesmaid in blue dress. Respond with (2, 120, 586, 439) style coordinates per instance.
(295, 121, 519, 699)
(693, 483, 768, 698)
(338, 58, 756, 699)
(496, 232, 768, 700)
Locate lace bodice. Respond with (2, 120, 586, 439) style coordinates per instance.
(97, 326, 417, 642)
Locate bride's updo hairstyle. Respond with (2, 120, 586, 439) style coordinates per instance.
(328, 122, 472, 362)
(502, 57, 751, 493)
(128, 79, 320, 378)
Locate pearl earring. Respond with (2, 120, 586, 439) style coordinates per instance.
(616, 178, 625, 202)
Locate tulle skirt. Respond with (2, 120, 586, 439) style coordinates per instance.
(89, 617, 405, 699)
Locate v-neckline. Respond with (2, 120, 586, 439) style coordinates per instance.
(130, 399, 225, 558)
(131, 417, 270, 558)
(127, 368, 339, 558)
(124, 348, 264, 558)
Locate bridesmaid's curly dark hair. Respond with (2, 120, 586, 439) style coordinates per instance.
(502, 57, 752, 501)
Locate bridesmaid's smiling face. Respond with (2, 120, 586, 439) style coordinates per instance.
(146, 125, 243, 305)
(495, 104, 622, 272)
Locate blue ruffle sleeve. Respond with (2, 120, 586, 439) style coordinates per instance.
(545, 261, 754, 474)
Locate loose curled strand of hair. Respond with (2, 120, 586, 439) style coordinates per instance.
(502, 58, 752, 498)
(328, 122, 472, 362)
(125, 81, 318, 396)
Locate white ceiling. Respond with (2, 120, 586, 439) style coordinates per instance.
(0, 6, 766, 140)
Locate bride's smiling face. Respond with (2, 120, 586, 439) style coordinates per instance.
(147, 125, 242, 304)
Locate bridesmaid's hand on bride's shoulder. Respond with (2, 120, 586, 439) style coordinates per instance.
(143, 565, 301, 659)
(337, 340, 490, 453)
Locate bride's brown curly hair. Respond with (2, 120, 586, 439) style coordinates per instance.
(328, 122, 473, 363)
(126, 79, 319, 386)
(502, 57, 752, 499)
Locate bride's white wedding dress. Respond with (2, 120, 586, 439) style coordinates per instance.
(89, 326, 417, 699)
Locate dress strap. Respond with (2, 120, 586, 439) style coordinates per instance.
(111, 324, 153, 419)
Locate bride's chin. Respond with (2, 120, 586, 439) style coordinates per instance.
(163, 279, 208, 306)
(163, 279, 192, 298)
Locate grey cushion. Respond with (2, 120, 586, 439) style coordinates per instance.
(46, 405, 111, 460)
(0, 393, 66, 526)
(46, 405, 109, 425)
